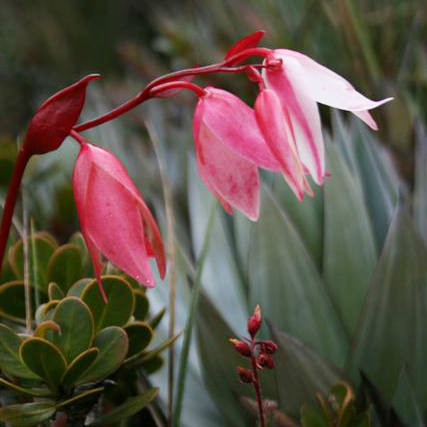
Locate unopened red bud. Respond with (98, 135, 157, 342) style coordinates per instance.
(257, 353, 275, 370)
(260, 340, 278, 354)
(237, 366, 253, 384)
(248, 304, 262, 337)
(229, 339, 251, 357)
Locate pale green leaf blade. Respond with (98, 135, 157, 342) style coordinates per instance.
(249, 187, 347, 366)
(346, 210, 427, 402)
(323, 142, 377, 336)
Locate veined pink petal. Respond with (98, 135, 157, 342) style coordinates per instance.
(84, 164, 155, 287)
(196, 155, 233, 215)
(193, 98, 233, 214)
(255, 89, 305, 200)
(76, 144, 166, 279)
(73, 144, 163, 292)
(263, 55, 325, 185)
(195, 120, 260, 221)
(279, 49, 392, 127)
(199, 87, 280, 171)
(138, 199, 166, 279)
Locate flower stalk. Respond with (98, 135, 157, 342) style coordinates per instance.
(230, 305, 278, 427)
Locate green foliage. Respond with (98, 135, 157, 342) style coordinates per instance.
(146, 115, 427, 427)
(0, 232, 176, 425)
(301, 382, 371, 427)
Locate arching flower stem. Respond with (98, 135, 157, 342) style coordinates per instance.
(73, 52, 269, 133)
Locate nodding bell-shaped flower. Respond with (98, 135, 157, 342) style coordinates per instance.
(72, 143, 166, 301)
(193, 86, 280, 221)
(262, 49, 393, 185)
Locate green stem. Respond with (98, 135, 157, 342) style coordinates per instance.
(172, 202, 217, 427)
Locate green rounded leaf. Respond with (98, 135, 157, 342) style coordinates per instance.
(19, 337, 67, 390)
(0, 281, 47, 323)
(141, 354, 164, 374)
(8, 234, 56, 292)
(88, 388, 159, 426)
(133, 289, 149, 320)
(0, 402, 56, 426)
(61, 347, 99, 389)
(47, 244, 82, 293)
(35, 300, 59, 324)
(46, 297, 94, 363)
(34, 321, 61, 338)
(0, 324, 39, 379)
(81, 276, 135, 331)
(67, 278, 92, 297)
(77, 326, 128, 383)
(124, 322, 153, 359)
(48, 282, 64, 300)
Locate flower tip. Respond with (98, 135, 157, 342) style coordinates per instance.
(85, 73, 102, 82)
(97, 280, 108, 304)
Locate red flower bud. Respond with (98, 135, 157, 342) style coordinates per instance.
(229, 339, 251, 357)
(260, 340, 278, 355)
(225, 30, 265, 65)
(23, 74, 100, 155)
(248, 304, 262, 337)
(257, 353, 275, 370)
(237, 366, 253, 384)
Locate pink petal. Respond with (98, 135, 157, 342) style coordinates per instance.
(280, 49, 392, 126)
(255, 89, 305, 200)
(194, 119, 260, 221)
(263, 55, 325, 185)
(83, 232, 108, 302)
(73, 144, 156, 288)
(138, 199, 166, 279)
(352, 110, 378, 130)
(196, 155, 233, 215)
(198, 87, 280, 171)
(79, 144, 166, 279)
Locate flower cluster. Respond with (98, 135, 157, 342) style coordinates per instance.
(230, 305, 278, 426)
(0, 30, 392, 301)
(230, 305, 278, 383)
(189, 32, 392, 220)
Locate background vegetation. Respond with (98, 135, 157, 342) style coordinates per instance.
(1, 0, 427, 425)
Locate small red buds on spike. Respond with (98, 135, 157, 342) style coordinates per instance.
(23, 74, 100, 156)
(225, 30, 266, 64)
(237, 367, 254, 384)
(229, 339, 252, 357)
(257, 353, 275, 370)
(260, 340, 278, 355)
(248, 304, 262, 338)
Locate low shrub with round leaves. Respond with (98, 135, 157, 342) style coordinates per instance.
(0, 232, 178, 426)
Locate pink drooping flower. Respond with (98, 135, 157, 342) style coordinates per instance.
(72, 143, 166, 301)
(261, 49, 393, 185)
(193, 86, 280, 221)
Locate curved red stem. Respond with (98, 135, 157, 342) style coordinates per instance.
(250, 353, 265, 427)
(0, 149, 31, 278)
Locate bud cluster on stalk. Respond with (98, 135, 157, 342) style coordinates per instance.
(229, 305, 278, 385)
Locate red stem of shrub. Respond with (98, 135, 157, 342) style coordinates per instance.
(0, 149, 30, 277)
